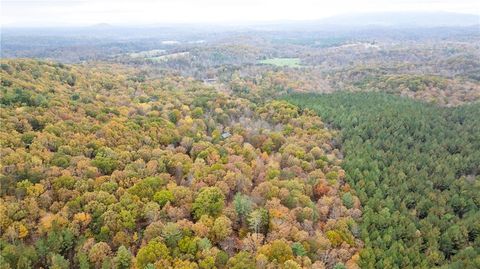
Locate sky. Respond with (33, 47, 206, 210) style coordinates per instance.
(1, 0, 479, 27)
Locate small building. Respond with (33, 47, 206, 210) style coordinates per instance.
(221, 132, 231, 139)
(203, 78, 217, 84)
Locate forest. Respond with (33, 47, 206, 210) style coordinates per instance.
(285, 93, 480, 268)
(1, 60, 362, 269)
(1, 13, 480, 269)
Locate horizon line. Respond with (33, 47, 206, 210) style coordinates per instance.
(2, 10, 478, 29)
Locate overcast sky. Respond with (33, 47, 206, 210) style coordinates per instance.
(1, 0, 479, 27)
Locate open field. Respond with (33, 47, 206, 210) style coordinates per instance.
(259, 57, 302, 67)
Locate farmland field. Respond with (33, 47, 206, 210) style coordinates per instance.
(259, 57, 302, 67)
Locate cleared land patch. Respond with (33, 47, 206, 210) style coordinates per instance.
(259, 57, 301, 67)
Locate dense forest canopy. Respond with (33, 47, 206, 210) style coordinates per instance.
(0, 59, 362, 269)
(285, 92, 480, 268)
(1, 13, 480, 269)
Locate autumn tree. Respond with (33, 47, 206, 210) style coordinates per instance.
(192, 187, 225, 219)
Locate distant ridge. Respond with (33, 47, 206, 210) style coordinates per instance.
(318, 12, 480, 27)
(90, 23, 113, 28)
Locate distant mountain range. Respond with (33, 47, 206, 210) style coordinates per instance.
(318, 12, 479, 27)
(2, 12, 478, 35)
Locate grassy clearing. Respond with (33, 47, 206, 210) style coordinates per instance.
(148, 52, 190, 62)
(129, 49, 165, 58)
(259, 57, 301, 67)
